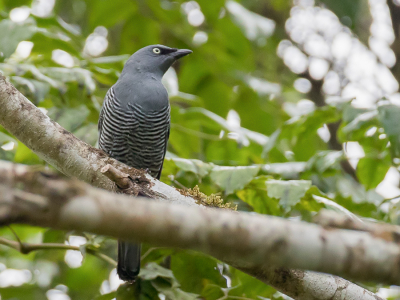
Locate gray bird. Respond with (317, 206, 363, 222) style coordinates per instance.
(98, 45, 192, 281)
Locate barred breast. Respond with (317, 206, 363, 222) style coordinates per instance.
(98, 87, 170, 178)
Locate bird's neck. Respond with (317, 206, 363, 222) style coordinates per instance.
(120, 60, 164, 81)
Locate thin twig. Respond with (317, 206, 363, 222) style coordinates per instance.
(216, 289, 253, 300)
(141, 247, 168, 261)
(170, 123, 223, 141)
(381, 195, 400, 204)
(86, 249, 117, 266)
(0, 237, 117, 266)
(313, 210, 400, 243)
(168, 175, 188, 190)
(0, 237, 19, 249)
(7, 226, 22, 246)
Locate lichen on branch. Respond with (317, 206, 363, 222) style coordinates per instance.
(178, 185, 237, 210)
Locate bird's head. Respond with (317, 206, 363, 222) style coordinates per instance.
(123, 44, 192, 78)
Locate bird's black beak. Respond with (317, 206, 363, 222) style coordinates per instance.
(173, 49, 193, 59)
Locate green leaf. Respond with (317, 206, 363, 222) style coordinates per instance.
(63, 255, 110, 298)
(237, 176, 281, 215)
(73, 123, 98, 146)
(322, 0, 361, 29)
(357, 157, 390, 190)
(87, 0, 137, 30)
(40, 67, 96, 93)
(201, 284, 225, 300)
(0, 284, 47, 300)
(266, 180, 312, 209)
(312, 195, 357, 217)
(186, 107, 268, 146)
(378, 104, 400, 157)
(139, 263, 177, 286)
(94, 291, 117, 300)
(171, 252, 226, 294)
(90, 55, 130, 64)
(152, 282, 199, 300)
(34, 229, 66, 262)
(30, 29, 81, 58)
(139, 263, 199, 299)
(116, 283, 143, 300)
(47, 105, 90, 132)
(0, 131, 17, 161)
(262, 162, 307, 177)
(10, 76, 50, 103)
(288, 106, 340, 139)
(306, 151, 343, 174)
(239, 178, 329, 215)
(336, 176, 383, 205)
(167, 158, 214, 177)
(264, 106, 340, 161)
(14, 141, 43, 165)
(342, 111, 378, 134)
(229, 268, 277, 299)
(42, 229, 66, 243)
(0, 19, 35, 59)
(210, 165, 260, 194)
(140, 246, 176, 265)
(262, 129, 280, 157)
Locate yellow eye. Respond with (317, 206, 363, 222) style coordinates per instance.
(153, 48, 161, 54)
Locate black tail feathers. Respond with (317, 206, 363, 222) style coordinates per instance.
(117, 240, 141, 281)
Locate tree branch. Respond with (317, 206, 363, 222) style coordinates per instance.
(303, 74, 358, 181)
(0, 75, 195, 206)
(234, 265, 383, 300)
(0, 76, 384, 299)
(314, 209, 400, 242)
(0, 160, 396, 291)
(387, 0, 400, 80)
(0, 236, 117, 266)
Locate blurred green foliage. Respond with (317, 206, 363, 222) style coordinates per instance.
(0, 0, 396, 299)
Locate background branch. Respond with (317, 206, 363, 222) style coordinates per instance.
(314, 209, 400, 242)
(0, 237, 117, 266)
(388, 0, 400, 81)
(303, 74, 358, 181)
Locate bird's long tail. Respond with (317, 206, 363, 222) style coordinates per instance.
(117, 240, 141, 281)
(117, 171, 163, 282)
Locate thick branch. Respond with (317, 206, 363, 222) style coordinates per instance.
(235, 265, 383, 300)
(0, 76, 383, 299)
(0, 160, 396, 291)
(0, 75, 196, 206)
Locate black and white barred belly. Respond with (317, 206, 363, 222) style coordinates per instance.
(98, 87, 170, 178)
